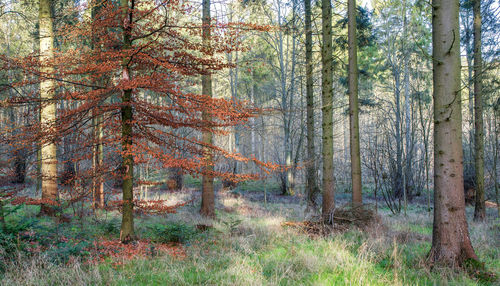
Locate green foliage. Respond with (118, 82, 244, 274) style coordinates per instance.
(44, 240, 92, 265)
(145, 222, 197, 243)
(94, 218, 120, 237)
(183, 175, 202, 189)
(221, 217, 242, 235)
(464, 258, 498, 283)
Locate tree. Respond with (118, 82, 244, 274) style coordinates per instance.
(348, 0, 362, 206)
(2, 0, 269, 242)
(429, 0, 478, 266)
(39, 0, 58, 216)
(321, 0, 335, 220)
(256, 0, 301, 196)
(119, 0, 135, 243)
(304, 0, 320, 212)
(200, 0, 215, 218)
(472, 0, 485, 222)
(91, 0, 105, 209)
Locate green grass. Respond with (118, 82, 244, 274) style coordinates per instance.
(0, 195, 498, 286)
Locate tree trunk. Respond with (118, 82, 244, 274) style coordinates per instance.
(200, 0, 215, 218)
(92, 112, 104, 208)
(304, 0, 320, 211)
(394, 72, 403, 199)
(472, 0, 485, 222)
(91, 0, 105, 209)
(39, 0, 58, 216)
(429, 0, 478, 266)
(348, 0, 362, 206)
(402, 0, 412, 201)
(321, 0, 335, 220)
(120, 0, 135, 243)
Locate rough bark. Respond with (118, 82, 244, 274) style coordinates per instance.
(200, 0, 215, 218)
(348, 0, 362, 206)
(39, 0, 58, 216)
(472, 0, 485, 222)
(321, 0, 335, 220)
(120, 0, 135, 243)
(429, 0, 478, 266)
(304, 0, 320, 211)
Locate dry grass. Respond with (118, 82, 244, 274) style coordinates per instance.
(1, 191, 498, 285)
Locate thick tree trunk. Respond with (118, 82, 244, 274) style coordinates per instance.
(348, 0, 362, 206)
(304, 0, 320, 211)
(321, 0, 335, 220)
(429, 0, 478, 266)
(200, 0, 215, 218)
(39, 0, 58, 216)
(472, 0, 485, 222)
(120, 0, 135, 243)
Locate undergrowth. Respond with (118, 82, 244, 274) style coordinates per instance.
(0, 197, 498, 286)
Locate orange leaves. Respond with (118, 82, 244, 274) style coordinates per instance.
(11, 197, 60, 207)
(1, 0, 278, 212)
(91, 238, 186, 265)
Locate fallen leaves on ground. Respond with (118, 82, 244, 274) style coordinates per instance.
(90, 239, 186, 265)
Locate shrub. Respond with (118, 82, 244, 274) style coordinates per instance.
(95, 218, 120, 237)
(145, 222, 197, 243)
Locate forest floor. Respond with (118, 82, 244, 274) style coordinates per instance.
(0, 185, 499, 286)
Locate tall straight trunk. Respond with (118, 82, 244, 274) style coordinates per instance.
(394, 74, 403, 198)
(91, 0, 105, 209)
(120, 0, 135, 243)
(402, 0, 412, 200)
(39, 0, 58, 216)
(472, 0, 485, 222)
(304, 0, 319, 210)
(429, 0, 478, 266)
(321, 0, 335, 220)
(200, 0, 215, 218)
(348, 0, 362, 206)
